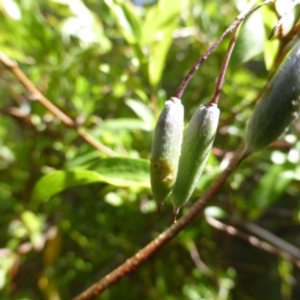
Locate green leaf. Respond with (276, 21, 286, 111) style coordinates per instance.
(126, 98, 155, 125)
(248, 164, 293, 219)
(31, 170, 106, 205)
(92, 157, 150, 188)
(231, 10, 265, 69)
(261, 6, 280, 70)
(119, 0, 142, 40)
(92, 118, 153, 133)
(104, 0, 141, 44)
(57, 0, 112, 50)
(139, 0, 185, 86)
(148, 24, 175, 87)
(264, 39, 280, 71)
(0, 46, 28, 62)
(140, 0, 185, 45)
(65, 151, 101, 169)
(138, 0, 186, 86)
(31, 158, 150, 204)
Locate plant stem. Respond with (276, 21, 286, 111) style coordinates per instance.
(206, 216, 300, 268)
(0, 52, 116, 157)
(174, 0, 275, 100)
(210, 22, 242, 105)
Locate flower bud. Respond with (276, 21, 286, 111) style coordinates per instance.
(150, 97, 184, 213)
(242, 41, 300, 159)
(171, 103, 220, 217)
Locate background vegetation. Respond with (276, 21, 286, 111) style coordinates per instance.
(1, 0, 300, 299)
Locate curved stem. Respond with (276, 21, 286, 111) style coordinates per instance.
(0, 52, 116, 157)
(206, 216, 300, 268)
(210, 21, 242, 105)
(174, 0, 275, 100)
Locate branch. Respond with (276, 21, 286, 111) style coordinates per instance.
(205, 216, 300, 268)
(210, 18, 242, 105)
(0, 52, 116, 157)
(268, 0, 300, 39)
(174, 0, 275, 99)
(242, 221, 300, 259)
(73, 147, 242, 300)
(186, 241, 215, 278)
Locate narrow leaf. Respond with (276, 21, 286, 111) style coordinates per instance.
(31, 158, 150, 204)
(249, 165, 292, 219)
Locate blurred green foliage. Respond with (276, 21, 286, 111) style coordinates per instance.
(0, 0, 300, 299)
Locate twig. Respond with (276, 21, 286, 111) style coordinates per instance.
(174, 0, 275, 99)
(186, 241, 215, 278)
(205, 216, 300, 268)
(210, 0, 258, 105)
(210, 20, 242, 105)
(242, 221, 300, 259)
(269, 0, 300, 39)
(0, 52, 116, 157)
(73, 146, 242, 300)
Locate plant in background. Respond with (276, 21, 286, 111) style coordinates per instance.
(1, 1, 300, 300)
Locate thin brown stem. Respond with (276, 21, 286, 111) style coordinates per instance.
(73, 146, 242, 300)
(186, 241, 215, 278)
(210, 0, 257, 105)
(242, 221, 300, 259)
(174, 0, 275, 99)
(269, 0, 300, 39)
(210, 21, 242, 105)
(0, 52, 116, 157)
(205, 216, 300, 268)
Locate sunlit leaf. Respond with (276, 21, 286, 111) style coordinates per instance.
(103, 0, 141, 44)
(91, 157, 150, 187)
(148, 24, 175, 87)
(31, 158, 150, 204)
(31, 170, 105, 204)
(126, 98, 155, 125)
(231, 10, 265, 69)
(140, 0, 186, 45)
(264, 38, 280, 71)
(93, 118, 153, 132)
(0, 0, 21, 20)
(58, 0, 112, 50)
